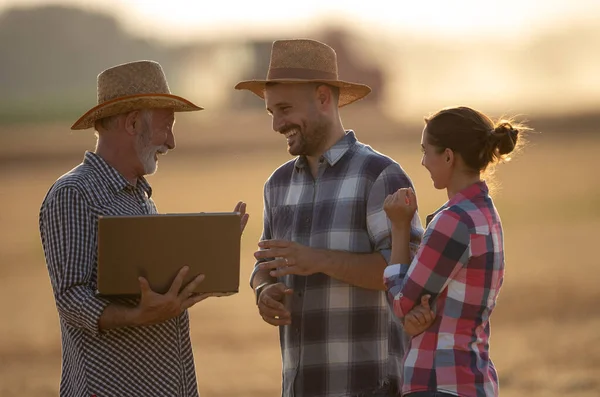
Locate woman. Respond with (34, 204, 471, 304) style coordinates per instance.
(383, 106, 529, 397)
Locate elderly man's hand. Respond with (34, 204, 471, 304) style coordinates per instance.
(134, 266, 213, 326)
(234, 201, 250, 233)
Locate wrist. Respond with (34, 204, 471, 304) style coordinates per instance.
(315, 248, 332, 274)
(391, 220, 412, 231)
(318, 248, 345, 278)
(98, 303, 145, 331)
(254, 281, 272, 305)
(129, 306, 145, 327)
(391, 223, 413, 244)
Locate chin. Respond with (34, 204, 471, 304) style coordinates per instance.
(288, 144, 303, 156)
(432, 179, 445, 190)
(143, 161, 158, 176)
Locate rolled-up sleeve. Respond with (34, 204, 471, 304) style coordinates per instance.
(40, 187, 110, 336)
(384, 209, 470, 318)
(367, 163, 424, 264)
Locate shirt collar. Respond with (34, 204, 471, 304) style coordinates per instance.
(425, 180, 488, 227)
(295, 130, 357, 170)
(447, 180, 488, 207)
(83, 151, 153, 198)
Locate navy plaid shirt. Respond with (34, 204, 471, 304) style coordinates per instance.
(251, 131, 424, 397)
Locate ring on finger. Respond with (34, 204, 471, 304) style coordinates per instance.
(284, 257, 289, 265)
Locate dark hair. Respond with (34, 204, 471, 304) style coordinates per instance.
(424, 106, 530, 172)
(320, 84, 340, 103)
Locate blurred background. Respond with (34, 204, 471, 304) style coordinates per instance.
(0, 1, 598, 396)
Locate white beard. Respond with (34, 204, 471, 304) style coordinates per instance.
(135, 125, 168, 175)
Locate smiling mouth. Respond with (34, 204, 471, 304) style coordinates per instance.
(154, 150, 168, 160)
(283, 128, 299, 139)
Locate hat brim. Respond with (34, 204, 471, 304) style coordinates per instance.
(71, 93, 203, 130)
(234, 79, 371, 107)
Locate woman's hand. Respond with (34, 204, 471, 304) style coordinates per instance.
(384, 187, 418, 226)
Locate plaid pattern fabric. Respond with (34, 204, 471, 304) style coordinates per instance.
(251, 131, 424, 397)
(384, 181, 503, 397)
(39, 152, 199, 397)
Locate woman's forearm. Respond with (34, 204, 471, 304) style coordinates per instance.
(390, 223, 412, 265)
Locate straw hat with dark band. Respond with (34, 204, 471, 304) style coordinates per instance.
(71, 60, 203, 130)
(235, 39, 371, 107)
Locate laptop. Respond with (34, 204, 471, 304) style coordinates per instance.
(96, 212, 241, 297)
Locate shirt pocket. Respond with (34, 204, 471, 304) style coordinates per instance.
(271, 205, 295, 240)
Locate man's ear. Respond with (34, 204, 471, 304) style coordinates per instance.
(314, 84, 332, 109)
(124, 110, 140, 136)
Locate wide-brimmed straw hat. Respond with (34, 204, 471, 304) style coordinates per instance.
(235, 39, 371, 107)
(71, 60, 202, 130)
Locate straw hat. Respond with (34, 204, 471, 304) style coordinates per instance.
(71, 60, 202, 130)
(235, 39, 371, 107)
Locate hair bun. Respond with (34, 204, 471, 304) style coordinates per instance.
(492, 122, 518, 155)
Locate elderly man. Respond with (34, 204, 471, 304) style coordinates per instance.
(235, 39, 431, 397)
(39, 60, 248, 397)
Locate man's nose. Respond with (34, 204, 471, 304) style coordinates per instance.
(166, 130, 175, 150)
(272, 117, 285, 133)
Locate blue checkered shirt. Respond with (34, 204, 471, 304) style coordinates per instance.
(250, 131, 424, 397)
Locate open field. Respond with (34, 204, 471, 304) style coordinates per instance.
(0, 120, 598, 397)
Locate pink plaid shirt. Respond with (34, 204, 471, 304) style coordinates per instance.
(384, 181, 503, 397)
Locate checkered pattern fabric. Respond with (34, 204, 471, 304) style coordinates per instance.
(251, 131, 424, 397)
(39, 152, 199, 397)
(384, 181, 503, 397)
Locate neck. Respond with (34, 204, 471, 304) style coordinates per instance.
(446, 172, 481, 201)
(306, 116, 345, 177)
(95, 138, 140, 186)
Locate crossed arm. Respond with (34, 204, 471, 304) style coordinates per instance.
(384, 209, 471, 319)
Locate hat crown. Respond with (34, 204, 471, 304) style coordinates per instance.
(234, 38, 371, 108)
(97, 60, 171, 104)
(267, 39, 339, 80)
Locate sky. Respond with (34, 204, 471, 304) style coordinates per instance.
(1, 0, 598, 118)
(0, 0, 598, 43)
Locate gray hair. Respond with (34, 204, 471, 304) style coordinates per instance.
(94, 108, 154, 136)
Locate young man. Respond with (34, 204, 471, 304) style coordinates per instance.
(235, 39, 428, 397)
